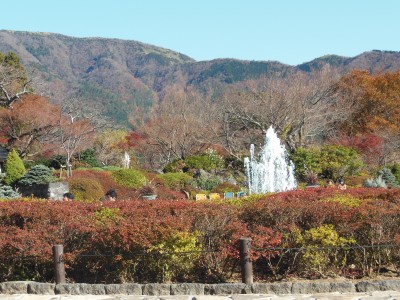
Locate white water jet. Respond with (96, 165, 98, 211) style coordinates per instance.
(244, 126, 297, 194)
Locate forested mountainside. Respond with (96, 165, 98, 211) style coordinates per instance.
(1, 30, 400, 127)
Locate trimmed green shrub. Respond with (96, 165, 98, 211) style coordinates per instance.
(3, 149, 26, 185)
(185, 152, 224, 172)
(0, 184, 21, 199)
(224, 155, 245, 171)
(18, 164, 58, 185)
(319, 145, 364, 179)
(193, 174, 221, 191)
(111, 169, 146, 188)
(164, 150, 224, 173)
(79, 149, 101, 167)
(163, 159, 187, 173)
(157, 172, 193, 190)
(389, 163, 400, 185)
(69, 177, 104, 202)
(46, 155, 66, 169)
(290, 147, 321, 181)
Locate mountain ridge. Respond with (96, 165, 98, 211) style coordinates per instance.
(1, 30, 400, 127)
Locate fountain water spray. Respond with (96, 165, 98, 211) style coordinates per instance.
(244, 126, 297, 194)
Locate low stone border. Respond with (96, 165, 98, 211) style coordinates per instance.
(0, 280, 400, 295)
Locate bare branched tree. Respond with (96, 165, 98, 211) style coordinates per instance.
(216, 66, 349, 156)
(136, 86, 219, 169)
(57, 98, 108, 176)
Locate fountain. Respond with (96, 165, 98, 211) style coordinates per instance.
(244, 126, 297, 194)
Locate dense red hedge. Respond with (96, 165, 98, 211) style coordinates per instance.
(0, 187, 399, 283)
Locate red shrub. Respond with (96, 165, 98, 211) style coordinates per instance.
(69, 169, 117, 192)
(0, 187, 399, 282)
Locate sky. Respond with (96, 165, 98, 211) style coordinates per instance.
(1, 0, 400, 65)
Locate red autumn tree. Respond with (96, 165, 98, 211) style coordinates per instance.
(0, 94, 60, 158)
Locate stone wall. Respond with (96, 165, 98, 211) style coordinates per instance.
(1, 280, 400, 295)
(17, 182, 69, 201)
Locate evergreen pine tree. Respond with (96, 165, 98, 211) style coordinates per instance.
(378, 168, 399, 188)
(3, 149, 26, 185)
(18, 164, 57, 185)
(0, 184, 21, 199)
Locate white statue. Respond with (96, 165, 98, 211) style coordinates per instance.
(122, 151, 130, 169)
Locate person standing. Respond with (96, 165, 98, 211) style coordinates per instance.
(338, 179, 347, 190)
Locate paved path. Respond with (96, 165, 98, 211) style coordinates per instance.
(1, 292, 400, 300)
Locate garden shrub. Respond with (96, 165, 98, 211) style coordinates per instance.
(164, 150, 224, 174)
(363, 176, 387, 188)
(344, 175, 371, 187)
(157, 172, 192, 190)
(111, 169, 146, 188)
(138, 185, 157, 196)
(211, 182, 241, 193)
(163, 159, 187, 173)
(71, 169, 117, 192)
(69, 177, 104, 202)
(290, 147, 321, 181)
(287, 224, 355, 275)
(3, 149, 26, 185)
(102, 166, 122, 171)
(94, 207, 122, 226)
(389, 163, 400, 185)
(378, 168, 399, 188)
(224, 155, 245, 171)
(321, 194, 362, 207)
(79, 148, 101, 167)
(0, 184, 21, 199)
(18, 164, 58, 185)
(0, 188, 399, 283)
(45, 154, 66, 169)
(145, 231, 201, 282)
(185, 150, 224, 172)
(193, 174, 221, 191)
(319, 145, 364, 179)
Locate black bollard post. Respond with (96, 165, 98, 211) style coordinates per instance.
(239, 237, 253, 284)
(53, 244, 66, 284)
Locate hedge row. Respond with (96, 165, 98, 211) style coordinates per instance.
(0, 187, 399, 283)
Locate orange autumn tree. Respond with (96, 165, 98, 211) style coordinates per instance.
(335, 70, 400, 162)
(337, 70, 400, 134)
(0, 94, 60, 158)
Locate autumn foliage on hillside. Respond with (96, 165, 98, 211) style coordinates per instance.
(0, 188, 400, 283)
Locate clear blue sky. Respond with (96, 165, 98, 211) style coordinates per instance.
(2, 0, 399, 65)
